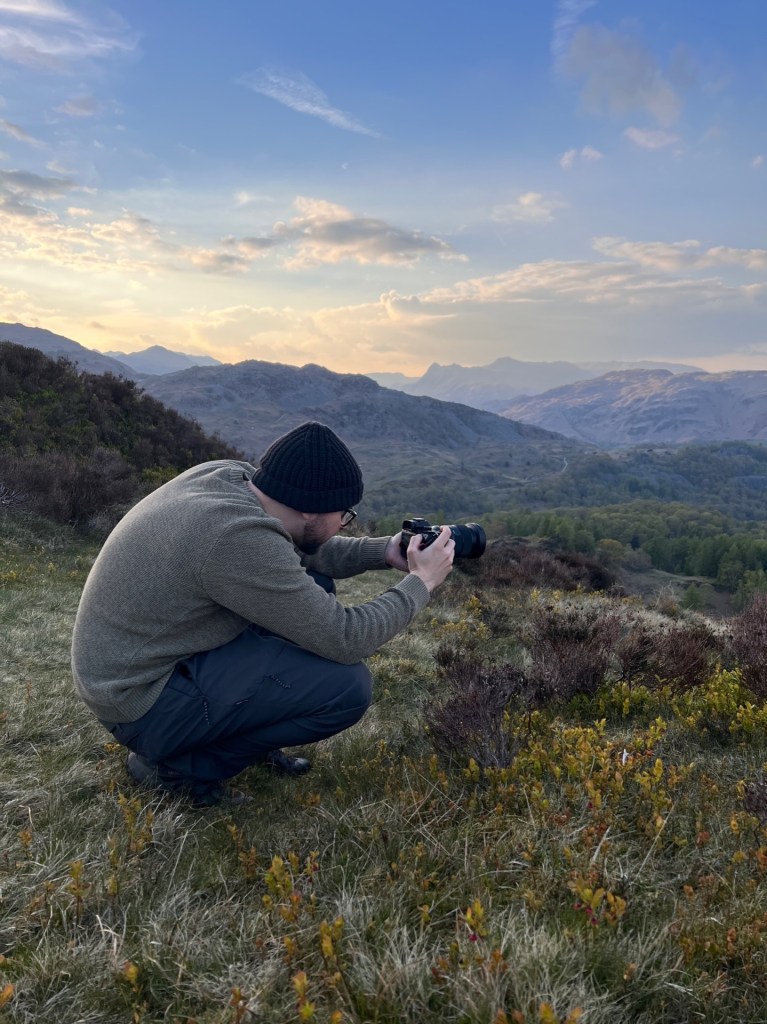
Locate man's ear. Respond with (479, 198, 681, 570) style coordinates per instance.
(300, 511, 319, 522)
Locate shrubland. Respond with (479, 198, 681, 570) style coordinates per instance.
(0, 342, 242, 527)
(3, 509, 767, 1023)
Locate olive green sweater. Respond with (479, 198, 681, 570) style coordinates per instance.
(71, 460, 430, 723)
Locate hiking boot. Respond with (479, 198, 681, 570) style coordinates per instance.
(126, 752, 250, 807)
(264, 749, 312, 776)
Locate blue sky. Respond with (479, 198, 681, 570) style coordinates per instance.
(0, 0, 765, 374)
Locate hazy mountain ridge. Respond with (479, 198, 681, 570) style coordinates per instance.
(104, 345, 222, 375)
(1, 324, 220, 379)
(502, 369, 767, 447)
(0, 322, 140, 379)
(365, 356, 701, 411)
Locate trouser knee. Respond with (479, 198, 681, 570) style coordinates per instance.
(338, 662, 373, 725)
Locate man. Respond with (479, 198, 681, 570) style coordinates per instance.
(72, 421, 455, 805)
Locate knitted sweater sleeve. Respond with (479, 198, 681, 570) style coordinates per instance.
(200, 518, 429, 664)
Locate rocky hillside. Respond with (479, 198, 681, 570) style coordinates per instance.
(503, 369, 767, 447)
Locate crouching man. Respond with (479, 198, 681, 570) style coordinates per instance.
(71, 421, 454, 806)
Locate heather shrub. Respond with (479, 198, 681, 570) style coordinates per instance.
(0, 448, 136, 525)
(729, 593, 767, 698)
(461, 538, 618, 593)
(424, 648, 533, 768)
(647, 619, 724, 692)
(613, 616, 657, 685)
(523, 599, 622, 701)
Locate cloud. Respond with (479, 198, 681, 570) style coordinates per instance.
(562, 23, 683, 126)
(0, 186, 459, 278)
(278, 196, 459, 268)
(560, 144, 603, 168)
(593, 236, 767, 272)
(0, 119, 42, 145)
(492, 192, 566, 224)
(753, 155, 765, 169)
(0, 165, 74, 197)
(551, 0, 597, 66)
(55, 94, 99, 117)
(624, 126, 679, 149)
(240, 68, 380, 138)
(0, 1, 78, 21)
(233, 190, 275, 207)
(0, 0, 135, 71)
(422, 258, 765, 312)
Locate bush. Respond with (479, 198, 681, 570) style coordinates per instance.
(648, 619, 724, 693)
(524, 600, 622, 701)
(729, 593, 767, 698)
(462, 539, 619, 594)
(0, 448, 137, 525)
(424, 648, 534, 768)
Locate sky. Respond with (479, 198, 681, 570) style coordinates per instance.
(0, 0, 765, 376)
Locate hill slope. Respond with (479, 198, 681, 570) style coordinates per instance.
(503, 369, 767, 447)
(0, 322, 139, 379)
(141, 359, 585, 518)
(0, 342, 242, 523)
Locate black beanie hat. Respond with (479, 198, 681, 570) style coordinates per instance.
(252, 421, 363, 512)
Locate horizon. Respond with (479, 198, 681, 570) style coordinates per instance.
(0, 1, 765, 376)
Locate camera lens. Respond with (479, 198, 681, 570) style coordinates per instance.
(449, 523, 486, 559)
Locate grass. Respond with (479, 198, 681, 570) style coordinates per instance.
(2, 513, 767, 1023)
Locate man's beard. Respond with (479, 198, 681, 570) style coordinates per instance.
(297, 520, 325, 555)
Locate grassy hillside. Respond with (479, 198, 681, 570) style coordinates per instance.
(2, 512, 767, 1022)
(0, 342, 242, 525)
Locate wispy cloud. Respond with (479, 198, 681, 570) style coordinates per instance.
(0, 186, 459, 277)
(233, 190, 276, 207)
(240, 68, 380, 138)
(0, 0, 135, 71)
(593, 236, 767, 271)
(55, 94, 99, 117)
(551, 0, 596, 67)
(492, 192, 566, 224)
(0, 118, 42, 145)
(560, 144, 603, 168)
(752, 154, 764, 169)
(0, 1, 79, 22)
(624, 126, 679, 149)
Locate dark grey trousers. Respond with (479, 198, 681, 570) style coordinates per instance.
(104, 575, 372, 791)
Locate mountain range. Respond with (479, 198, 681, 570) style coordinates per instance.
(0, 322, 139, 378)
(104, 345, 221, 375)
(0, 323, 219, 379)
(502, 369, 767, 447)
(366, 357, 701, 411)
(4, 321, 767, 455)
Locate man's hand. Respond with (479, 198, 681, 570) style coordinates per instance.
(384, 532, 410, 572)
(407, 526, 455, 592)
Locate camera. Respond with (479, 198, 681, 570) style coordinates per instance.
(399, 517, 486, 560)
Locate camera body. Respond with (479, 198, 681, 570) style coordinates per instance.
(399, 517, 486, 560)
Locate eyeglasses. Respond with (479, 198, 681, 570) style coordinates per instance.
(339, 508, 357, 528)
